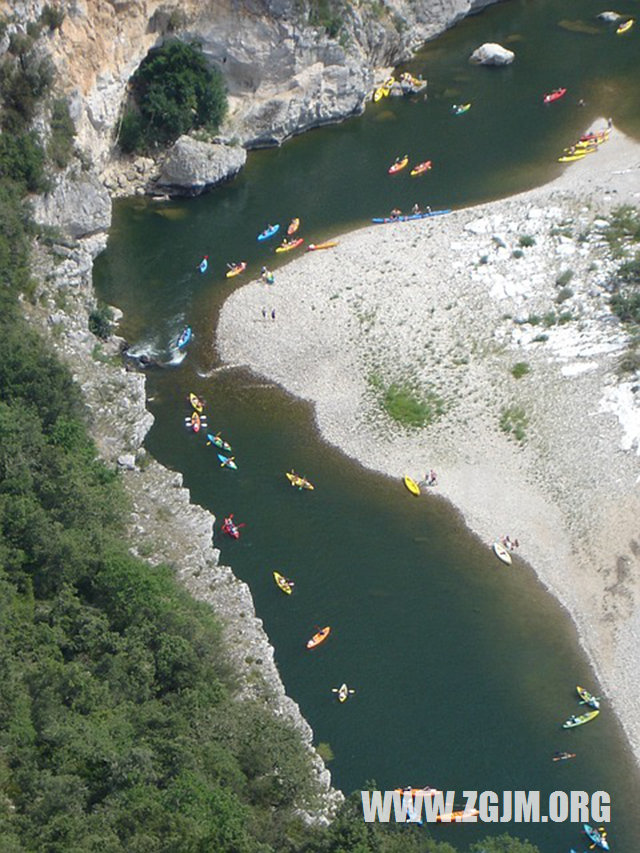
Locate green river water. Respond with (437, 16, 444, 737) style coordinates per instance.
(94, 0, 640, 849)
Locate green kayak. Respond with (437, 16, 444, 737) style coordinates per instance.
(562, 709, 599, 729)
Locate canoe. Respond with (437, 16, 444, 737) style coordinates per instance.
(176, 326, 192, 349)
(388, 155, 409, 174)
(543, 87, 567, 104)
(306, 626, 330, 649)
(273, 571, 293, 594)
(552, 751, 576, 761)
(218, 453, 238, 469)
(452, 103, 471, 115)
(492, 541, 513, 565)
(207, 433, 232, 452)
(226, 261, 247, 278)
(403, 475, 421, 496)
(583, 824, 610, 851)
(562, 709, 599, 728)
(307, 241, 339, 251)
(616, 18, 634, 34)
(275, 237, 304, 253)
(189, 392, 204, 413)
(286, 471, 314, 490)
(372, 209, 452, 224)
(576, 685, 600, 709)
(410, 160, 432, 176)
(198, 256, 208, 273)
(287, 217, 300, 235)
(257, 223, 280, 241)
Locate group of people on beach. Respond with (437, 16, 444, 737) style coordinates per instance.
(421, 469, 438, 487)
(500, 534, 520, 551)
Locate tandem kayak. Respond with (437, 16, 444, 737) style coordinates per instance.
(543, 87, 567, 104)
(287, 217, 300, 235)
(372, 208, 452, 224)
(403, 475, 421, 496)
(410, 160, 432, 176)
(189, 392, 204, 413)
(286, 471, 314, 490)
(576, 685, 600, 709)
(187, 411, 202, 433)
(562, 709, 599, 728)
(273, 571, 294, 594)
(275, 237, 304, 253)
(207, 433, 232, 452)
(616, 17, 634, 34)
(492, 541, 513, 565)
(176, 326, 192, 349)
(218, 453, 238, 470)
(226, 262, 247, 278)
(452, 103, 471, 115)
(306, 626, 331, 649)
(583, 824, 610, 850)
(307, 240, 338, 251)
(388, 154, 409, 174)
(221, 514, 243, 538)
(258, 223, 280, 241)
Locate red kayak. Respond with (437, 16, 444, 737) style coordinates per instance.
(221, 514, 244, 539)
(543, 88, 567, 104)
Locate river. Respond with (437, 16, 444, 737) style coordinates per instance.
(94, 0, 640, 848)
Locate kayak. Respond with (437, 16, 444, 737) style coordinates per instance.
(207, 433, 232, 452)
(562, 709, 599, 728)
(373, 76, 395, 101)
(189, 392, 204, 413)
(306, 626, 331, 649)
(187, 412, 201, 433)
(286, 471, 314, 490)
(218, 453, 238, 470)
(543, 87, 567, 104)
(307, 241, 339, 251)
(394, 786, 443, 798)
(257, 223, 280, 241)
(372, 209, 451, 224)
(388, 155, 409, 174)
(332, 683, 355, 703)
(558, 152, 587, 163)
(410, 160, 432, 176)
(580, 129, 610, 142)
(576, 685, 600, 709)
(275, 237, 304, 253)
(583, 824, 610, 850)
(273, 571, 294, 594)
(287, 217, 300, 235)
(403, 475, 421, 496)
(452, 103, 471, 115)
(492, 541, 513, 565)
(616, 17, 634, 34)
(226, 261, 247, 278)
(221, 515, 242, 539)
(563, 144, 596, 155)
(198, 256, 208, 273)
(176, 326, 192, 349)
(435, 809, 480, 823)
(552, 751, 576, 761)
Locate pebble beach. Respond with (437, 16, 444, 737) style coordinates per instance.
(218, 122, 640, 765)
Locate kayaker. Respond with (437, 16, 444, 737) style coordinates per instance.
(412, 203, 421, 214)
(390, 208, 402, 219)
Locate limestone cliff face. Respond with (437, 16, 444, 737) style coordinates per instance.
(3, 0, 499, 166)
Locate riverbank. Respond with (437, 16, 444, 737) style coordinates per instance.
(218, 122, 640, 764)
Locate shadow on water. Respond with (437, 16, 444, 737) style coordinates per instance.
(94, 0, 640, 848)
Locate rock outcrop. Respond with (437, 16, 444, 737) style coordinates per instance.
(469, 42, 515, 65)
(156, 137, 247, 195)
(31, 171, 112, 239)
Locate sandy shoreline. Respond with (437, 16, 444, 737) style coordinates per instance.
(218, 122, 640, 765)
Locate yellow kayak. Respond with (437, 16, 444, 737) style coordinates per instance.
(403, 475, 421, 496)
(286, 471, 314, 490)
(373, 76, 395, 101)
(273, 571, 294, 595)
(307, 240, 338, 251)
(558, 152, 587, 163)
(616, 18, 634, 34)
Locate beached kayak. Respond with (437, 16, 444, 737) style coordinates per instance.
(372, 209, 452, 224)
(189, 392, 204, 413)
(388, 155, 409, 174)
(373, 76, 395, 101)
(452, 103, 471, 115)
(562, 709, 599, 728)
(287, 217, 300, 235)
(576, 685, 600, 709)
(492, 541, 513, 565)
(583, 824, 610, 850)
(403, 475, 421, 496)
(306, 626, 331, 649)
(218, 453, 238, 469)
(580, 129, 610, 142)
(307, 241, 339, 251)
(275, 237, 304, 253)
(258, 224, 280, 241)
(557, 152, 588, 163)
(273, 571, 294, 594)
(226, 261, 247, 278)
(207, 433, 232, 452)
(176, 326, 192, 349)
(410, 160, 432, 176)
(543, 87, 567, 104)
(616, 17, 634, 34)
(286, 471, 314, 490)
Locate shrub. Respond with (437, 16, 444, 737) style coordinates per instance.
(611, 290, 640, 324)
(603, 205, 640, 255)
(40, 3, 65, 30)
(518, 234, 536, 247)
(0, 130, 47, 192)
(555, 269, 574, 287)
(511, 249, 524, 259)
(555, 286, 574, 304)
(500, 405, 529, 443)
(511, 362, 530, 379)
(309, 0, 344, 37)
(47, 98, 75, 168)
(532, 333, 549, 342)
(378, 380, 445, 428)
(88, 303, 114, 340)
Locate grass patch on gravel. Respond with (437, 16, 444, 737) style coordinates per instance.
(370, 374, 446, 428)
(511, 362, 530, 379)
(603, 205, 640, 257)
(500, 405, 529, 443)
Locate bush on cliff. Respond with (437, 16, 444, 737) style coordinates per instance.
(118, 40, 227, 154)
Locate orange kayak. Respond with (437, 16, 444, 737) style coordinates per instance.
(226, 261, 247, 278)
(388, 155, 409, 174)
(287, 217, 300, 235)
(190, 411, 201, 433)
(436, 808, 480, 822)
(307, 240, 338, 251)
(410, 160, 432, 176)
(306, 626, 330, 649)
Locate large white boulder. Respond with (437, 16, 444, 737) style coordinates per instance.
(469, 42, 515, 65)
(156, 137, 247, 196)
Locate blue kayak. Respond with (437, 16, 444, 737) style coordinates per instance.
(258, 224, 280, 241)
(583, 825, 609, 851)
(207, 433, 232, 452)
(217, 453, 238, 470)
(176, 326, 192, 349)
(198, 256, 208, 273)
(372, 209, 452, 224)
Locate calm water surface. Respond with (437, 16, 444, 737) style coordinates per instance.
(94, 0, 640, 848)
